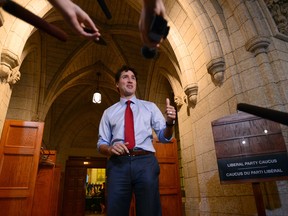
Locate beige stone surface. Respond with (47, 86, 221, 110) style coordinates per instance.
(1, 0, 288, 215)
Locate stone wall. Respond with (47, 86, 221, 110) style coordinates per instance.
(0, 0, 288, 215)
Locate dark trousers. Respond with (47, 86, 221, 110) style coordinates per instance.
(106, 154, 162, 216)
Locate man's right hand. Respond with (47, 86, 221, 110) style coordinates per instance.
(108, 143, 130, 156)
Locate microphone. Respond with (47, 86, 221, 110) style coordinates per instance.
(1, 0, 68, 42)
(96, 0, 112, 19)
(141, 15, 170, 59)
(141, 46, 157, 59)
(83, 27, 107, 45)
(237, 103, 288, 126)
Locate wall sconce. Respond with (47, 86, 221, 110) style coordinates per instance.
(92, 72, 101, 104)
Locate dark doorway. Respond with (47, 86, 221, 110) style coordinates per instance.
(85, 168, 106, 215)
(61, 157, 107, 216)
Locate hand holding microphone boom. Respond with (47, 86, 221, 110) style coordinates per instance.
(141, 15, 170, 59)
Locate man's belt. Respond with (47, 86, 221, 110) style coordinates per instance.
(125, 149, 154, 156)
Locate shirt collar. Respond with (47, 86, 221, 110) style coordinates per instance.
(120, 96, 137, 106)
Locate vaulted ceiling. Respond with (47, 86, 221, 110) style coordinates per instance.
(14, 0, 177, 150)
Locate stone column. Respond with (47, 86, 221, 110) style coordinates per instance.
(0, 49, 20, 135)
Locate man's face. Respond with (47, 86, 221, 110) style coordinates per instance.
(116, 70, 137, 98)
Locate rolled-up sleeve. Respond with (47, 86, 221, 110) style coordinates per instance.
(97, 110, 111, 150)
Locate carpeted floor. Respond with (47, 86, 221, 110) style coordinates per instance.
(85, 211, 105, 216)
(85, 214, 105, 216)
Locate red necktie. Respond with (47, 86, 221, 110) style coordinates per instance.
(125, 100, 135, 149)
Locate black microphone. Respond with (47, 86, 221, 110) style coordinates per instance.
(237, 103, 288, 126)
(141, 15, 170, 59)
(141, 46, 157, 59)
(1, 0, 68, 41)
(97, 0, 112, 19)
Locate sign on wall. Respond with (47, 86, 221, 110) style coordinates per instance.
(217, 152, 288, 182)
(211, 112, 288, 184)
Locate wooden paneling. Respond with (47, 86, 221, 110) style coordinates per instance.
(212, 112, 286, 158)
(0, 120, 44, 216)
(51, 166, 62, 216)
(32, 150, 61, 216)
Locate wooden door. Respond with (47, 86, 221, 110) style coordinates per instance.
(62, 166, 87, 216)
(154, 138, 182, 216)
(130, 138, 182, 216)
(0, 119, 44, 216)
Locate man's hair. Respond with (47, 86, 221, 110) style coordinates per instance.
(115, 65, 138, 83)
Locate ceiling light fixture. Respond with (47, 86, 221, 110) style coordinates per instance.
(92, 72, 101, 104)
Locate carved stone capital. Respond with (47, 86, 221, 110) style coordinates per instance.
(184, 84, 198, 105)
(265, 0, 288, 36)
(174, 95, 184, 109)
(8, 68, 21, 85)
(0, 50, 20, 82)
(207, 57, 225, 86)
(245, 36, 271, 56)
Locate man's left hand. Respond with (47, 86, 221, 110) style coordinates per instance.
(165, 98, 176, 124)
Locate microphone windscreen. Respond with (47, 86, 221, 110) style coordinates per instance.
(141, 46, 157, 59)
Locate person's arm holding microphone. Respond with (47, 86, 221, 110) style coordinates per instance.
(48, 0, 101, 40)
(139, 0, 169, 59)
(139, 0, 166, 48)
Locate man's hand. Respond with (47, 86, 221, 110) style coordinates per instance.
(165, 98, 176, 124)
(139, 0, 166, 48)
(108, 143, 130, 156)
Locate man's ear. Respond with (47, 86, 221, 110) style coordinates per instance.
(116, 83, 120, 93)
